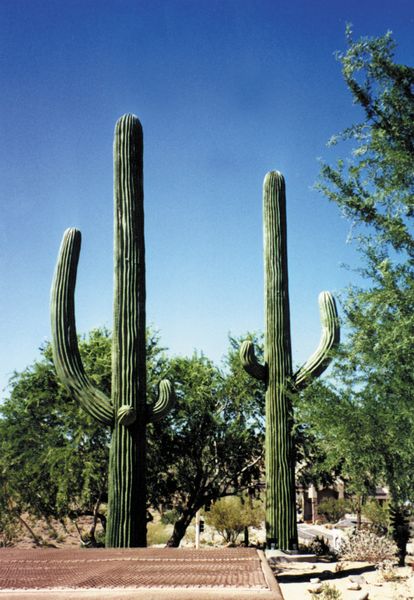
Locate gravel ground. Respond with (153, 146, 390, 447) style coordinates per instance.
(271, 559, 414, 600)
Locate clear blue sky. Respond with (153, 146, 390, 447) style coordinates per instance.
(1, 0, 413, 394)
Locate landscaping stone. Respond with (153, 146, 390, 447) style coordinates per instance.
(307, 582, 323, 594)
(355, 592, 369, 600)
(347, 581, 362, 590)
(349, 575, 367, 585)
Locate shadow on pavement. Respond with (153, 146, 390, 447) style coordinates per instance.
(276, 564, 376, 584)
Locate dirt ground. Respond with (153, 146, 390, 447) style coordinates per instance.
(271, 558, 414, 600)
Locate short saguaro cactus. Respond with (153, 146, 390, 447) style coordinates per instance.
(240, 171, 340, 550)
(51, 114, 174, 547)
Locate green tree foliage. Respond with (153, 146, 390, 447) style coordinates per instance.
(362, 500, 389, 534)
(205, 494, 264, 544)
(310, 28, 414, 565)
(0, 331, 267, 548)
(148, 334, 334, 547)
(0, 330, 111, 544)
(0, 473, 21, 547)
(318, 26, 414, 256)
(298, 382, 382, 501)
(294, 421, 339, 492)
(0, 328, 168, 545)
(147, 336, 266, 547)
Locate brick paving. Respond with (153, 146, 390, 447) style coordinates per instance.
(0, 547, 284, 599)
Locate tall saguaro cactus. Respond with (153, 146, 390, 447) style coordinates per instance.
(51, 114, 174, 547)
(240, 171, 340, 550)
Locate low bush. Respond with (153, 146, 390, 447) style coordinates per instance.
(317, 498, 351, 523)
(0, 512, 20, 547)
(308, 535, 337, 559)
(312, 583, 342, 599)
(362, 500, 389, 534)
(205, 495, 264, 544)
(183, 525, 195, 545)
(376, 559, 400, 581)
(0, 520, 19, 547)
(147, 522, 172, 546)
(338, 529, 397, 564)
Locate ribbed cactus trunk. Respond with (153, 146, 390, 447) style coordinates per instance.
(50, 114, 174, 548)
(107, 114, 147, 547)
(240, 170, 340, 550)
(264, 172, 297, 549)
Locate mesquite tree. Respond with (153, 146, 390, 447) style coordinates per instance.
(316, 28, 414, 565)
(240, 171, 340, 550)
(51, 114, 174, 547)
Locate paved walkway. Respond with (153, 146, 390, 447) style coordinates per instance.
(0, 548, 284, 599)
(298, 523, 345, 550)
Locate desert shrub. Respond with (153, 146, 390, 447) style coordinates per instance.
(376, 559, 400, 581)
(308, 535, 337, 559)
(205, 495, 264, 544)
(311, 583, 342, 599)
(0, 519, 19, 547)
(317, 498, 351, 523)
(147, 522, 172, 546)
(362, 500, 389, 534)
(298, 542, 313, 554)
(94, 529, 106, 546)
(338, 529, 397, 564)
(0, 510, 20, 547)
(183, 525, 195, 545)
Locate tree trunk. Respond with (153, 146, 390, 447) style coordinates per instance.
(16, 513, 42, 546)
(356, 495, 362, 529)
(165, 512, 195, 548)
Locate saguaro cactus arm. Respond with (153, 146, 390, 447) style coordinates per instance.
(239, 340, 267, 381)
(292, 291, 340, 391)
(147, 379, 175, 423)
(50, 227, 114, 426)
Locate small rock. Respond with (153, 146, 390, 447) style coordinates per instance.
(307, 583, 323, 594)
(355, 592, 369, 600)
(347, 582, 361, 590)
(310, 577, 321, 584)
(349, 575, 367, 585)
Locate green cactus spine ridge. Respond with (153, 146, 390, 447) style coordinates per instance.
(50, 114, 174, 548)
(240, 170, 340, 550)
